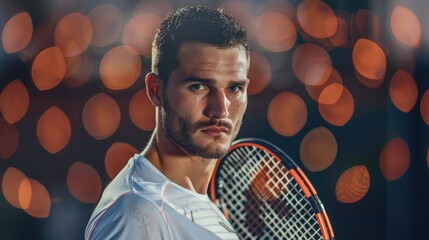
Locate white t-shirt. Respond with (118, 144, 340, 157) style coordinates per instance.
(85, 154, 239, 240)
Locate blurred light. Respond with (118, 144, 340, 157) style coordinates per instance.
(2, 12, 33, 53)
(82, 93, 121, 140)
(128, 88, 155, 131)
(64, 55, 82, 78)
(255, 12, 296, 52)
(379, 137, 410, 181)
(219, 0, 255, 37)
(292, 43, 332, 86)
(352, 38, 386, 82)
(99, 45, 142, 90)
(300, 126, 337, 172)
(122, 13, 161, 57)
(104, 142, 138, 179)
(36, 106, 71, 154)
(31, 46, 66, 91)
(352, 10, 381, 43)
(64, 54, 93, 88)
(54, 12, 93, 57)
(391, 5, 421, 47)
(389, 69, 418, 113)
(67, 162, 102, 203)
(133, 0, 173, 18)
(247, 52, 272, 95)
(318, 86, 354, 126)
(297, 0, 337, 39)
(88, 4, 123, 47)
(329, 11, 351, 48)
(306, 68, 343, 103)
(250, 162, 287, 201)
(0, 79, 29, 124)
(19, 178, 51, 218)
(2, 167, 27, 208)
(335, 165, 370, 203)
(0, 118, 19, 159)
(268, 92, 307, 137)
(421, 89, 429, 126)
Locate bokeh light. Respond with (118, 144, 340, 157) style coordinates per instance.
(352, 9, 381, 43)
(54, 12, 93, 57)
(99, 45, 142, 90)
(104, 142, 138, 179)
(300, 126, 337, 172)
(268, 92, 307, 137)
(335, 165, 370, 203)
(82, 93, 121, 140)
(36, 106, 71, 154)
(67, 162, 102, 203)
(128, 88, 156, 131)
(64, 54, 94, 88)
(318, 82, 344, 105)
(122, 13, 162, 57)
(421, 89, 429, 126)
(389, 69, 418, 113)
(305, 68, 343, 103)
(390, 5, 421, 47)
(297, 0, 337, 39)
(255, 12, 296, 52)
(2, 167, 28, 208)
(379, 137, 410, 181)
(250, 162, 288, 201)
(318, 86, 354, 126)
(88, 4, 123, 47)
(247, 52, 272, 95)
(0, 79, 29, 124)
(292, 43, 332, 86)
(19, 178, 51, 218)
(31, 46, 66, 91)
(2, 12, 33, 53)
(219, 0, 255, 37)
(352, 38, 386, 83)
(0, 118, 19, 159)
(328, 12, 351, 48)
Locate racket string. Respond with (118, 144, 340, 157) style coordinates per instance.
(217, 146, 324, 240)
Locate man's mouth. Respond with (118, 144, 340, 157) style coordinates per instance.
(201, 126, 230, 136)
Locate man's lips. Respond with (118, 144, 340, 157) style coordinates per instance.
(200, 126, 230, 135)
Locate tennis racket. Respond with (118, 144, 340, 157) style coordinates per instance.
(209, 138, 335, 240)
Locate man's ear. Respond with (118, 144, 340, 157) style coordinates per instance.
(145, 72, 163, 107)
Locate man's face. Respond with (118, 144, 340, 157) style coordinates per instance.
(160, 42, 249, 159)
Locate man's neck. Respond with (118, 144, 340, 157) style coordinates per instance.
(142, 131, 218, 194)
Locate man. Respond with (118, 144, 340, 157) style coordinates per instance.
(85, 6, 250, 240)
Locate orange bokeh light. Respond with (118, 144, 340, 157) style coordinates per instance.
(219, 1, 255, 37)
(2, 167, 27, 208)
(54, 12, 93, 57)
(353, 9, 381, 42)
(67, 162, 102, 203)
(300, 126, 337, 172)
(99, 45, 142, 90)
(318, 86, 354, 126)
(64, 55, 82, 78)
(0, 79, 29, 124)
(247, 52, 272, 95)
(255, 12, 296, 52)
(379, 137, 410, 181)
(292, 43, 332, 86)
(390, 5, 421, 47)
(297, 0, 337, 39)
(306, 68, 343, 103)
(335, 165, 370, 203)
(31, 46, 66, 91)
(268, 92, 307, 137)
(18, 178, 51, 218)
(0, 118, 19, 159)
(129, 89, 156, 131)
(122, 13, 162, 57)
(82, 93, 121, 140)
(352, 38, 386, 81)
(37, 106, 71, 154)
(64, 54, 94, 88)
(389, 69, 418, 113)
(2, 12, 33, 53)
(88, 4, 123, 47)
(104, 142, 138, 179)
(421, 89, 429, 126)
(329, 12, 351, 48)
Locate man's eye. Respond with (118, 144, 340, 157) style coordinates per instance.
(190, 84, 206, 91)
(229, 85, 242, 93)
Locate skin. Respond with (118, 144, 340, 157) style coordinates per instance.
(143, 42, 250, 194)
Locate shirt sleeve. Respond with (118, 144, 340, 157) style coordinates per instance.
(86, 193, 171, 240)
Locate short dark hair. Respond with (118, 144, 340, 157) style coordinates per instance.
(151, 6, 249, 82)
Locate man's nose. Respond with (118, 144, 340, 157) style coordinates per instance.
(204, 90, 230, 119)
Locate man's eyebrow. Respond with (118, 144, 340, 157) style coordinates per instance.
(182, 76, 249, 86)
